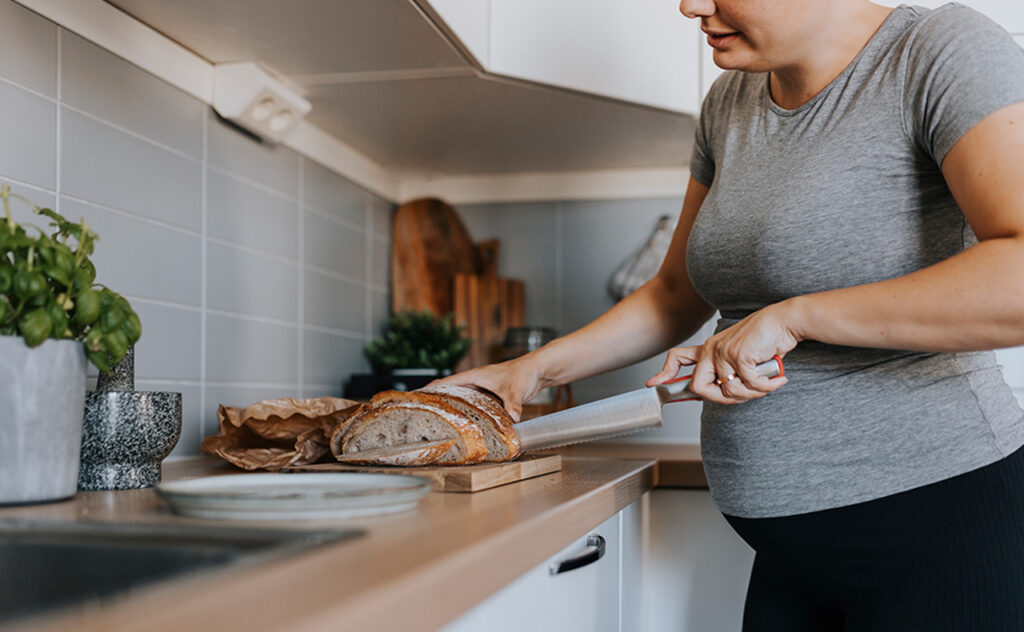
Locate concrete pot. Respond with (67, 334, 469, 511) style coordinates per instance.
(0, 336, 87, 505)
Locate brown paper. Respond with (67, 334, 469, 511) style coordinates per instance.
(201, 397, 363, 471)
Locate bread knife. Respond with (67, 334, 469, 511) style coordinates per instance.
(515, 356, 784, 452)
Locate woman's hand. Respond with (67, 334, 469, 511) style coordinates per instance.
(646, 302, 798, 404)
(430, 356, 546, 422)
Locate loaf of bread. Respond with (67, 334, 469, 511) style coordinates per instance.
(333, 439, 457, 466)
(329, 385, 520, 466)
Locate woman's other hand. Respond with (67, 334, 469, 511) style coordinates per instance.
(430, 357, 544, 422)
(648, 303, 797, 404)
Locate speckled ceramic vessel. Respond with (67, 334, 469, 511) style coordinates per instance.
(79, 348, 182, 490)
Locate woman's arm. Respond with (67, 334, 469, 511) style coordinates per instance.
(684, 102, 1024, 405)
(436, 176, 717, 419)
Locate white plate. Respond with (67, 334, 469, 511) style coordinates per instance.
(156, 472, 433, 521)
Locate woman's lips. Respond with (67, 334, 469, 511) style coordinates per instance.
(706, 32, 740, 50)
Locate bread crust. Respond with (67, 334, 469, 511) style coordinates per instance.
(336, 397, 488, 465)
(417, 385, 521, 460)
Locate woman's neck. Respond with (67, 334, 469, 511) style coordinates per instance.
(768, 3, 893, 110)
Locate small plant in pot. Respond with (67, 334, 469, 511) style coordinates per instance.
(349, 310, 472, 396)
(0, 183, 141, 504)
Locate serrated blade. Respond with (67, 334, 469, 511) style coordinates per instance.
(516, 388, 664, 452)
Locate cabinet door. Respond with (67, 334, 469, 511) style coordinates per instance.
(488, 0, 702, 114)
(444, 510, 622, 632)
(643, 490, 753, 632)
(423, 0, 491, 65)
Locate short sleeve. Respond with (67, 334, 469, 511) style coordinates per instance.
(690, 93, 716, 187)
(902, 4, 1024, 166)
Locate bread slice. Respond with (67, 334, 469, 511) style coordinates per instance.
(402, 385, 520, 461)
(335, 398, 488, 465)
(333, 439, 456, 466)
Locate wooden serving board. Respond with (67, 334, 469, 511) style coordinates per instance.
(391, 198, 478, 316)
(282, 454, 561, 493)
(454, 240, 526, 370)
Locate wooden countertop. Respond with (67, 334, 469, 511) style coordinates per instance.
(550, 443, 707, 488)
(2, 455, 654, 632)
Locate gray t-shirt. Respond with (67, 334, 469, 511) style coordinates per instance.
(687, 3, 1024, 518)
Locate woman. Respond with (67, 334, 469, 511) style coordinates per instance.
(440, 1, 1024, 629)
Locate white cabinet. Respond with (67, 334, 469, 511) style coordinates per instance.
(643, 490, 753, 632)
(488, 0, 701, 114)
(443, 496, 648, 632)
(423, 0, 492, 65)
(425, 0, 703, 115)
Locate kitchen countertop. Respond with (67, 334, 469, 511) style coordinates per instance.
(1, 455, 654, 632)
(547, 443, 707, 488)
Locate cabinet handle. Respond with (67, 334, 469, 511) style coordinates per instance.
(549, 534, 606, 575)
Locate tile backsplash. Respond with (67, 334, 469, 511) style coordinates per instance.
(0, 1, 389, 456)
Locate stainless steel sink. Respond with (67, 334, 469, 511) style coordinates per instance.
(0, 519, 361, 625)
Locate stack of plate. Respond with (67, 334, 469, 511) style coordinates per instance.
(157, 472, 433, 521)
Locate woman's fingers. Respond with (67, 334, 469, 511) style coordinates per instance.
(430, 364, 529, 421)
(645, 346, 701, 386)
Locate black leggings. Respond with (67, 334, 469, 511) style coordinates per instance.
(724, 446, 1024, 631)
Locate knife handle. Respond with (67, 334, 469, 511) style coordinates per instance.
(660, 355, 784, 403)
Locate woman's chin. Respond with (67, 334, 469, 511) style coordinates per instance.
(711, 50, 763, 73)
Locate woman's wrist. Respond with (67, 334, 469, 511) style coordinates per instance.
(518, 344, 566, 390)
(776, 295, 813, 344)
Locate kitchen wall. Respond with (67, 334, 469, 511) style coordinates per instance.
(0, 0, 390, 456)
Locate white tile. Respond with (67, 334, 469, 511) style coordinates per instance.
(304, 209, 365, 279)
(524, 291, 558, 330)
(303, 271, 366, 333)
(131, 301, 202, 381)
(573, 355, 665, 401)
(2, 184, 55, 226)
(369, 288, 390, 336)
(207, 111, 299, 198)
(369, 194, 393, 238)
(304, 159, 367, 226)
(61, 198, 202, 306)
(303, 329, 368, 387)
(0, 0, 57, 97)
(135, 380, 202, 458)
(207, 170, 298, 257)
(457, 201, 559, 291)
(205, 314, 297, 384)
(371, 235, 389, 287)
(206, 242, 298, 322)
(559, 290, 616, 334)
(559, 198, 679, 293)
(0, 81, 56, 189)
(60, 31, 203, 159)
(61, 108, 202, 230)
(205, 384, 303, 435)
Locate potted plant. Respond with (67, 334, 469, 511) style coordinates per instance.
(346, 310, 472, 397)
(0, 183, 141, 504)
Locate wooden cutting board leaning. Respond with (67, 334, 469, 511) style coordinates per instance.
(454, 240, 525, 370)
(282, 454, 561, 493)
(391, 197, 479, 315)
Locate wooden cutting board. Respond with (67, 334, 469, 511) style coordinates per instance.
(391, 198, 478, 316)
(454, 240, 526, 370)
(282, 454, 560, 493)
